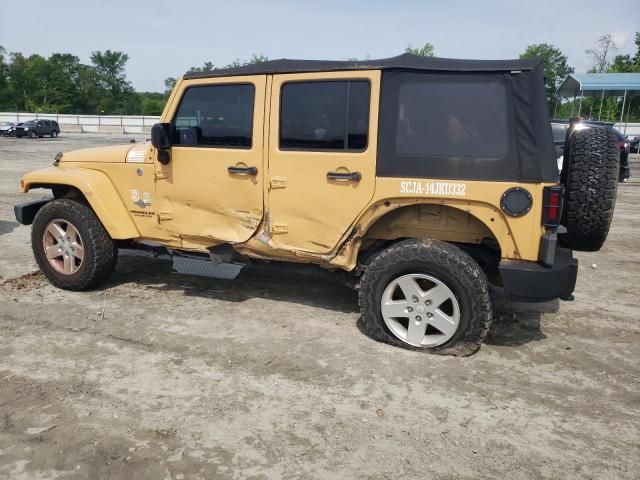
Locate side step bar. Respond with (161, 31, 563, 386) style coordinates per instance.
(172, 252, 246, 280)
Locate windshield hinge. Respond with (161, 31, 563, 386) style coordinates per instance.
(272, 222, 288, 234)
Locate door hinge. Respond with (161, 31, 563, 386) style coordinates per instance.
(270, 176, 287, 189)
(158, 210, 172, 221)
(272, 222, 288, 234)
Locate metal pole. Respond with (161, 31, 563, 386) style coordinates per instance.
(619, 90, 627, 126)
(623, 95, 632, 135)
(598, 90, 605, 120)
(578, 91, 583, 116)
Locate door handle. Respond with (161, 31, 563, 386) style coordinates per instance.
(228, 165, 258, 175)
(327, 171, 362, 182)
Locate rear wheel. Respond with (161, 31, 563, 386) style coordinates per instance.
(32, 199, 117, 290)
(358, 239, 492, 356)
(559, 127, 619, 251)
(51, 130, 58, 138)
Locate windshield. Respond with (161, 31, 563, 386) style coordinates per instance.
(22, 121, 36, 126)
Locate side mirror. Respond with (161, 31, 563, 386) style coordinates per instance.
(151, 122, 172, 149)
(151, 123, 172, 165)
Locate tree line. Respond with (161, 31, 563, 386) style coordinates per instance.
(0, 34, 638, 121)
(0, 48, 269, 116)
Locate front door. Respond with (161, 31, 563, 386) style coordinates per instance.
(267, 71, 380, 253)
(155, 76, 267, 246)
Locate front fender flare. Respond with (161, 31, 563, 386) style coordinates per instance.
(20, 166, 139, 239)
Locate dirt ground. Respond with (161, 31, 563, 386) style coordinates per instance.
(0, 133, 638, 479)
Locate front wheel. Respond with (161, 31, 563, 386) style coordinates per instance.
(32, 199, 117, 290)
(29, 131, 37, 139)
(358, 239, 493, 356)
(51, 130, 58, 138)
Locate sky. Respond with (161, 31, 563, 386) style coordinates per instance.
(1, 0, 638, 92)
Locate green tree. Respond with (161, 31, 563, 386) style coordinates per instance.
(609, 33, 640, 73)
(90, 50, 138, 113)
(90, 50, 132, 93)
(586, 34, 618, 73)
(45, 53, 83, 112)
(138, 91, 166, 115)
(226, 53, 268, 68)
(188, 61, 215, 73)
(520, 43, 574, 108)
(405, 43, 435, 57)
(0, 46, 11, 109)
(163, 77, 177, 94)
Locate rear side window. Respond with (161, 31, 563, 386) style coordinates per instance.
(173, 84, 255, 148)
(280, 80, 370, 151)
(377, 71, 525, 180)
(396, 81, 508, 158)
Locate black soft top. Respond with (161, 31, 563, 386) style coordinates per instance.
(184, 53, 541, 79)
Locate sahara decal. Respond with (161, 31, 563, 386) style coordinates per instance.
(130, 190, 152, 208)
(400, 181, 466, 197)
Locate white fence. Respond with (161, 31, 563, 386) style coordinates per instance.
(0, 112, 160, 134)
(2, 111, 640, 139)
(614, 123, 640, 138)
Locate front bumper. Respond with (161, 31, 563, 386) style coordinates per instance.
(498, 248, 578, 302)
(14, 197, 52, 225)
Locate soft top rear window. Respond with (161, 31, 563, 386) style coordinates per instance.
(377, 69, 558, 182)
(396, 81, 508, 159)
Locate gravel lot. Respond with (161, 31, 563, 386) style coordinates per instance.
(0, 133, 638, 479)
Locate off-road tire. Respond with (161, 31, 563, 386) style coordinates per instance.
(559, 127, 619, 251)
(32, 199, 117, 290)
(358, 239, 492, 356)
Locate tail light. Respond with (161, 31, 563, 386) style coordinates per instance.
(542, 185, 564, 227)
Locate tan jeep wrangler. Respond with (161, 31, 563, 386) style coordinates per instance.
(15, 54, 619, 355)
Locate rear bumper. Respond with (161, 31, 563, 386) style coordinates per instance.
(14, 197, 52, 225)
(498, 248, 578, 302)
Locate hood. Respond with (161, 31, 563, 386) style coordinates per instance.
(59, 143, 149, 163)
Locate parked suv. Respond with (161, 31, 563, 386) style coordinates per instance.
(15, 119, 60, 138)
(14, 54, 619, 355)
(551, 119, 630, 182)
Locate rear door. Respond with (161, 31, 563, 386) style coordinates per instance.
(267, 71, 380, 253)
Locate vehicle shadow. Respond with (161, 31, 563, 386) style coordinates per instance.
(106, 253, 556, 346)
(486, 288, 559, 346)
(107, 253, 360, 314)
(0, 219, 20, 236)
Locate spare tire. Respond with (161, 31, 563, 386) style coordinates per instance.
(559, 127, 619, 252)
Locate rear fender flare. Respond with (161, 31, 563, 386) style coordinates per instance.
(331, 198, 521, 270)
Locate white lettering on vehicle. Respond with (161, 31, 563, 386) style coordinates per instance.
(400, 181, 466, 197)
